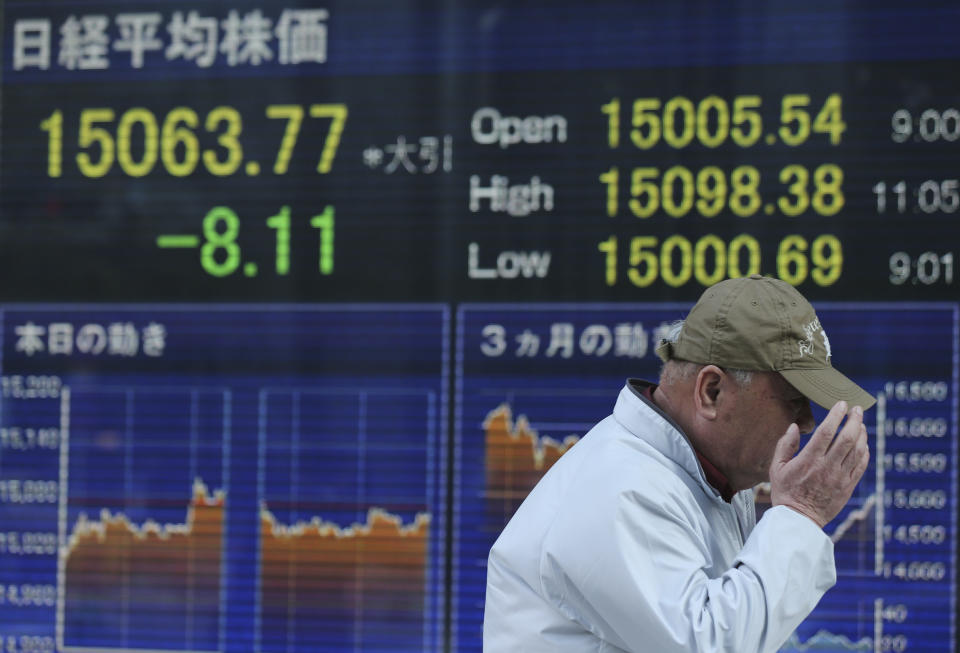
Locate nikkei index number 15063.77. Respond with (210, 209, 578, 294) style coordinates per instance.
(39, 104, 347, 179)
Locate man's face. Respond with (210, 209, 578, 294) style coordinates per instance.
(721, 370, 815, 489)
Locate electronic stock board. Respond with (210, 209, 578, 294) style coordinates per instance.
(0, 2, 957, 652)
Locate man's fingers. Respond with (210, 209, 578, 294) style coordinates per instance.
(805, 401, 848, 457)
(829, 405, 864, 457)
(844, 427, 871, 484)
(840, 423, 868, 474)
(772, 422, 801, 469)
(851, 436, 871, 482)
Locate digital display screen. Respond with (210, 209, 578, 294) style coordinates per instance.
(0, 2, 956, 652)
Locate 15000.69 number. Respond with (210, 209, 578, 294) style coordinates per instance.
(598, 233, 841, 287)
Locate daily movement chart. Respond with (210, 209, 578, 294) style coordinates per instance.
(0, 305, 448, 652)
(257, 387, 438, 651)
(60, 386, 229, 652)
(455, 304, 957, 652)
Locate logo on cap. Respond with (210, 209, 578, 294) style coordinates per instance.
(799, 318, 832, 361)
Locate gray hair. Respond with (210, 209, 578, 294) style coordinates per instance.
(658, 319, 754, 387)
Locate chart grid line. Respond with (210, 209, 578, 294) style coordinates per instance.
(874, 394, 886, 576)
(56, 387, 71, 653)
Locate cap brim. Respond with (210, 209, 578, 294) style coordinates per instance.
(780, 367, 876, 411)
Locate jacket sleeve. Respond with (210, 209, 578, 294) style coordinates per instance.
(539, 490, 836, 653)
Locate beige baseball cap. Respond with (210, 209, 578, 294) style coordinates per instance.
(655, 274, 876, 410)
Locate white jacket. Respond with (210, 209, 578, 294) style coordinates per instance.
(483, 381, 836, 652)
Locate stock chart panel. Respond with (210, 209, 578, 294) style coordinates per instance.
(0, 306, 448, 652)
(0, 1, 958, 652)
(455, 304, 957, 652)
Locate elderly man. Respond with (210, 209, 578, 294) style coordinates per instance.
(483, 274, 874, 652)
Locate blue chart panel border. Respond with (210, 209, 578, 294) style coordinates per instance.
(0, 303, 450, 653)
(453, 302, 958, 653)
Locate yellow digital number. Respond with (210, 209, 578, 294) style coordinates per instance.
(661, 166, 695, 217)
(629, 167, 659, 218)
(694, 235, 727, 285)
(116, 108, 159, 177)
(601, 234, 765, 287)
(76, 108, 115, 178)
(812, 164, 844, 215)
(813, 94, 846, 145)
(628, 236, 658, 286)
(598, 236, 618, 285)
(40, 110, 63, 178)
(779, 94, 811, 146)
(601, 98, 620, 148)
(729, 165, 761, 217)
(777, 164, 810, 216)
(631, 99, 661, 149)
(697, 96, 729, 148)
(599, 166, 619, 217)
(161, 107, 200, 177)
(731, 95, 762, 147)
(266, 104, 304, 174)
(204, 106, 243, 176)
(662, 97, 695, 148)
(728, 234, 761, 277)
(777, 234, 843, 286)
(695, 166, 726, 217)
(310, 103, 348, 174)
(811, 234, 842, 285)
(661, 234, 693, 286)
(777, 235, 809, 285)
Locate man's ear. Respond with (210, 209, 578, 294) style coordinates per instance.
(694, 365, 725, 420)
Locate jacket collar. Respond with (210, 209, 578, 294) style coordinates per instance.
(613, 379, 725, 502)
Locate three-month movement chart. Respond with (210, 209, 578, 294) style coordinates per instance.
(454, 304, 957, 653)
(0, 306, 448, 652)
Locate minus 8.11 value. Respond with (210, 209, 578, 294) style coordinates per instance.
(156, 205, 335, 278)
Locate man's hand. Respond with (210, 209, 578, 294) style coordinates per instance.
(769, 401, 870, 528)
